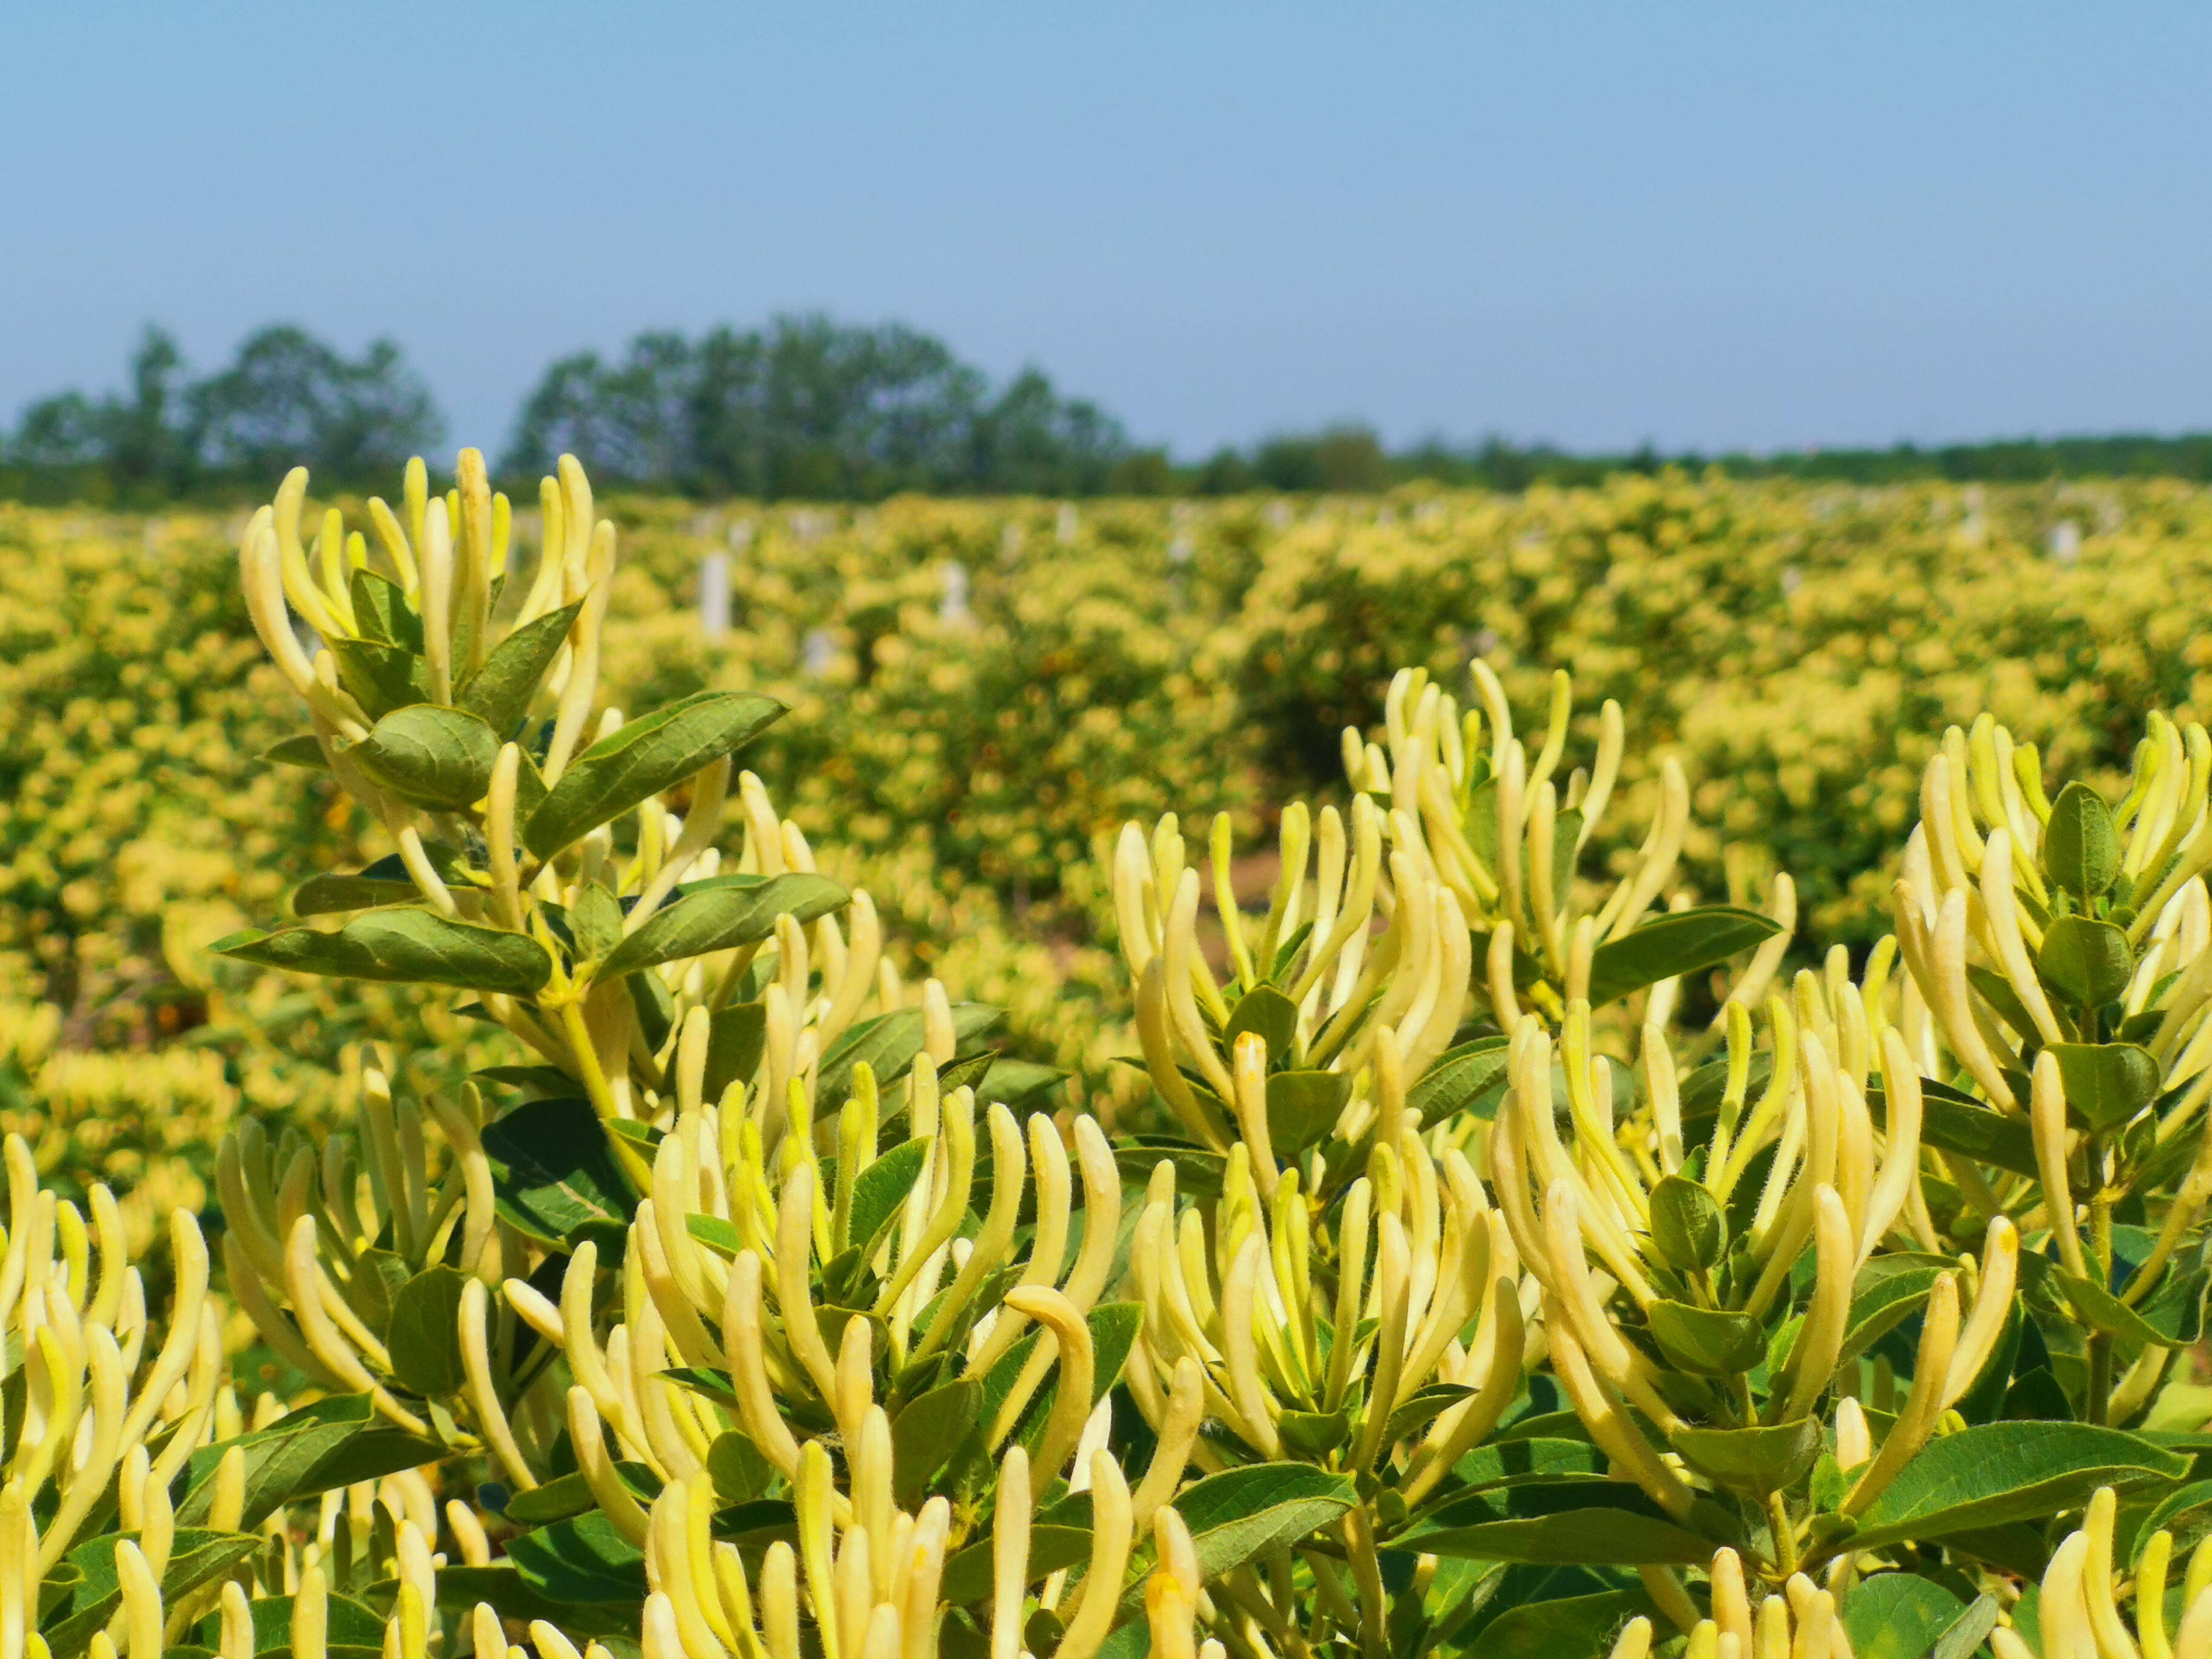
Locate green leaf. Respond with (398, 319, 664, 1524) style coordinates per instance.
(505, 1511, 649, 1605)
(431, 1567, 636, 1640)
(703, 1004, 768, 1105)
(177, 1393, 442, 1529)
(1278, 1409, 1352, 1455)
(291, 844, 472, 918)
(1670, 1418, 1822, 1494)
(1467, 1590, 1661, 1659)
(2046, 782, 2121, 899)
(460, 600, 583, 735)
(939, 1527, 1093, 1606)
(892, 1380, 982, 1507)
(571, 885, 623, 960)
(261, 732, 329, 769)
(1840, 1260, 1952, 1365)
(1932, 1595, 2003, 1659)
(1408, 1036, 1513, 1124)
(1885, 1079, 2042, 1176)
(1224, 984, 1299, 1063)
(1111, 1136, 1227, 1199)
(1849, 1422, 2190, 1551)
(848, 1139, 932, 1258)
(1011, 1305, 1144, 1460)
(1382, 1383, 1478, 1447)
(345, 704, 501, 811)
(196, 1594, 384, 1657)
(2054, 1270, 2170, 1347)
(1649, 1175, 1727, 1272)
(480, 1096, 635, 1248)
(1586, 906, 1783, 1006)
(1841, 1574, 1971, 1659)
(45, 1531, 266, 1659)
(386, 1265, 469, 1398)
(686, 1215, 745, 1259)
(349, 568, 423, 649)
(1265, 1070, 1351, 1158)
(1451, 1437, 1611, 1488)
(1389, 1480, 1716, 1563)
(1173, 1463, 1359, 1580)
(2049, 1042, 2162, 1131)
(978, 1059, 1067, 1109)
(816, 1003, 1002, 1114)
(2039, 916, 2136, 1009)
(1646, 1299, 1766, 1375)
(328, 637, 429, 722)
(524, 690, 785, 859)
(597, 873, 847, 980)
(210, 910, 551, 996)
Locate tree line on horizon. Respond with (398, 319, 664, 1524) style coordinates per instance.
(9, 319, 2212, 506)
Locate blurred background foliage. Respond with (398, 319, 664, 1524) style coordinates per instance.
(5, 469, 2207, 1223)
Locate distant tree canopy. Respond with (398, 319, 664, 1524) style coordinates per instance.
(2, 326, 443, 504)
(503, 317, 1132, 498)
(11, 320, 2212, 504)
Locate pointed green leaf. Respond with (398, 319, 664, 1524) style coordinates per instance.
(481, 1096, 635, 1248)
(261, 733, 329, 769)
(291, 844, 473, 918)
(210, 910, 551, 996)
(1586, 906, 1783, 1006)
(328, 637, 429, 722)
(1646, 1299, 1765, 1375)
(1849, 1422, 2190, 1551)
(1173, 1463, 1359, 1580)
(45, 1532, 267, 1659)
(1224, 984, 1299, 1064)
(1841, 1574, 1971, 1659)
(386, 1265, 469, 1398)
(1649, 1175, 1727, 1272)
(525, 690, 786, 859)
(892, 1379, 982, 1507)
(1670, 1418, 1822, 1494)
(1466, 1590, 1661, 1659)
(2038, 916, 2136, 1009)
(848, 1139, 931, 1257)
(350, 568, 423, 651)
(703, 1003, 768, 1105)
(176, 1393, 441, 1529)
(817, 1003, 1002, 1114)
(2049, 1042, 2162, 1130)
(2046, 782, 2120, 899)
(505, 1512, 648, 1605)
(1408, 1036, 1512, 1125)
(346, 704, 500, 810)
(598, 873, 848, 980)
(1265, 1070, 1352, 1157)
(460, 600, 582, 735)
(1389, 1479, 1714, 1563)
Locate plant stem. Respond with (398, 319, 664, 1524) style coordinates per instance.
(1768, 1492, 1800, 1579)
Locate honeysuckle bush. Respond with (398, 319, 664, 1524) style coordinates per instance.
(21, 463, 2212, 1659)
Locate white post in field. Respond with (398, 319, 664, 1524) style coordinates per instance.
(699, 551, 732, 641)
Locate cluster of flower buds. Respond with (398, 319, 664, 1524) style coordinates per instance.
(1344, 665, 1795, 1030)
(1607, 1491, 2212, 1659)
(1492, 981, 2017, 1575)
(215, 1058, 548, 1466)
(0, 1133, 220, 1585)
(1892, 712, 2212, 1422)
(1111, 790, 1467, 1161)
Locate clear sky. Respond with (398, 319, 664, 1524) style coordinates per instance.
(4, 4, 2207, 458)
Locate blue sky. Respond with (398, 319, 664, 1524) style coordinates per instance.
(4, 4, 2207, 458)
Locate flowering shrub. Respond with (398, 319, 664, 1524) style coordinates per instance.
(13, 460, 2212, 1657)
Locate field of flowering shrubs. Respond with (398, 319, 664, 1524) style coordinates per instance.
(4, 461, 2212, 1659)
